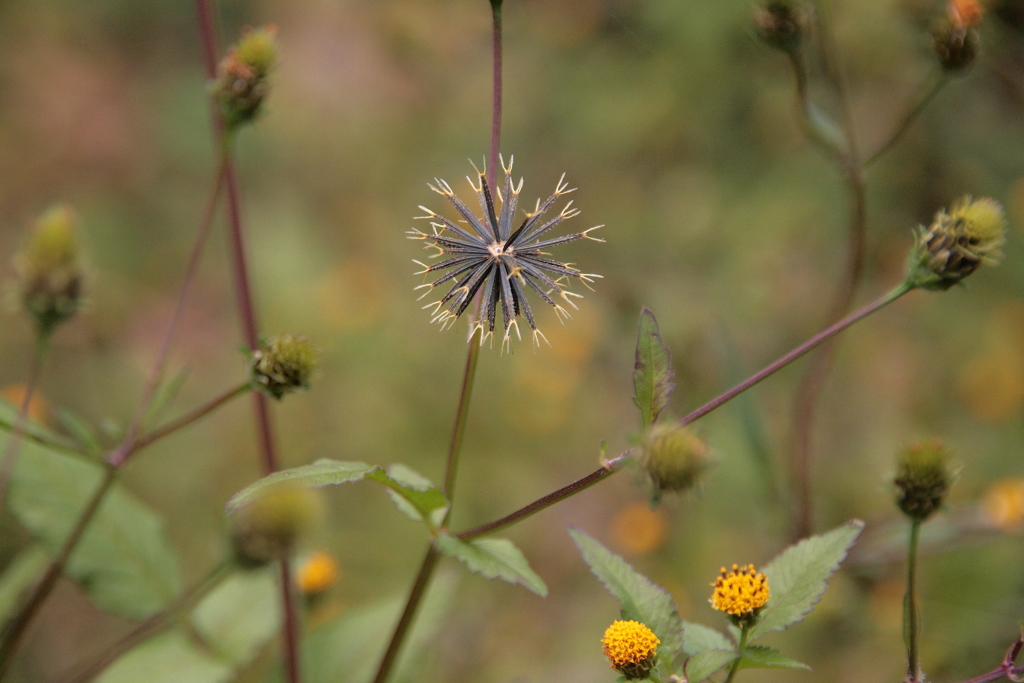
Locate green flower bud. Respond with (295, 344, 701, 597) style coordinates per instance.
(230, 484, 322, 568)
(906, 196, 1006, 291)
(641, 424, 710, 501)
(894, 441, 956, 521)
(215, 26, 278, 131)
(250, 334, 317, 400)
(753, 1, 808, 54)
(13, 205, 83, 336)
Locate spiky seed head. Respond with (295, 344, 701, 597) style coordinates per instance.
(215, 26, 278, 131)
(894, 441, 956, 521)
(601, 620, 659, 680)
(753, 1, 808, 53)
(230, 484, 322, 568)
(13, 205, 83, 336)
(641, 423, 710, 501)
(250, 334, 317, 399)
(907, 196, 1006, 291)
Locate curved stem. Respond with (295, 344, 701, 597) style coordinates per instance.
(131, 382, 251, 455)
(865, 70, 947, 168)
(442, 329, 482, 508)
(0, 333, 51, 505)
(371, 546, 440, 683)
(724, 625, 750, 683)
(904, 519, 922, 682)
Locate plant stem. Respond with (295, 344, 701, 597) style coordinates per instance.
(865, 70, 947, 167)
(488, 0, 503, 187)
(55, 560, 234, 683)
(191, 3, 302, 681)
(957, 632, 1024, 683)
(442, 328, 482, 508)
(904, 518, 922, 682)
(0, 417, 83, 458)
(131, 382, 251, 454)
(0, 333, 51, 505)
(371, 546, 440, 683)
(724, 624, 750, 683)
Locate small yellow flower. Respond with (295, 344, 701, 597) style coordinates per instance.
(907, 196, 1007, 290)
(710, 564, 770, 622)
(601, 620, 660, 680)
(297, 551, 339, 595)
(982, 478, 1024, 529)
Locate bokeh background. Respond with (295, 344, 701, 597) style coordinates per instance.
(0, 0, 1023, 681)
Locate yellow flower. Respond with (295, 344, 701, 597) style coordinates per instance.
(907, 196, 1007, 290)
(297, 551, 339, 595)
(710, 564, 770, 622)
(982, 478, 1024, 529)
(601, 620, 659, 680)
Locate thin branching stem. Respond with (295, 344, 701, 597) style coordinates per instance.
(905, 518, 922, 681)
(866, 69, 948, 167)
(131, 382, 252, 455)
(55, 560, 234, 683)
(0, 334, 51, 504)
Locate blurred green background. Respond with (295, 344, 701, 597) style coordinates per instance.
(1, 0, 1023, 680)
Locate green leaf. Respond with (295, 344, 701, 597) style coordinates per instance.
(737, 645, 810, 670)
(436, 536, 547, 597)
(682, 621, 733, 655)
(366, 465, 449, 528)
(142, 371, 189, 431)
(633, 308, 675, 430)
(191, 568, 279, 667)
(54, 407, 103, 456)
(569, 528, 684, 658)
(7, 439, 180, 618)
(0, 545, 50, 625)
(748, 520, 864, 640)
(685, 649, 738, 682)
(225, 459, 375, 513)
(94, 632, 232, 683)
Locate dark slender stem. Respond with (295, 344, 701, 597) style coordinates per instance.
(130, 382, 251, 455)
(371, 546, 439, 683)
(192, 3, 300, 680)
(0, 468, 116, 678)
(787, 52, 845, 162)
(55, 560, 233, 683)
(957, 633, 1024, 683)
(488, 0, 503, 188)
(442, 329, 482, 505)
(905, 519, 922, 682)
(865, 70, 947, 167)
(0, 334, 50, 505)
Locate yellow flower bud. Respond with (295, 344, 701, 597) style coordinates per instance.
(907, 196, 1007, 291)
(13, 205, 83, 336)
(215, 26, 278, 131)
(601, 620, 660, 680)
(710, 563, 770, 624)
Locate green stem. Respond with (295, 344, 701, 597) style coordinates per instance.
(130, 382, 251, 455)
(0, 333, 51, 505)
(865, 70, 947, 167)
(724, 624, 750, 683)
(905, 518, 922, 682)
(442, 328, 482, 510)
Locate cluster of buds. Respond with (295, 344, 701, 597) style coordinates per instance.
(640, 423, 710, 502)
(249, 334, 317, 399)
(753, 1, 809, 54)
(932, 0, 983, 71)
(894, 441, 956, 521)
(230, 483, 322, 567)
(214, 26, 279, 131)
(13, 205, 83, 336)
(906, 196, 1006, 291)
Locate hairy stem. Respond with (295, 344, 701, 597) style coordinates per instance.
(0, 334, 51, 505)
(904, 519, 922, 682)
(55, 560, 234, 683)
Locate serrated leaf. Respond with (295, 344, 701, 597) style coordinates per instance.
(7, 438, 180, 618)
(686, 649, 738, 682)
(0, 545, 50, 625)
(436, 536, 547, 596)
(226, 459, 375, 513)
(747, 520, 863, 640)
(191, 568, 279, 667)
(737, 645, 810, 670)
(367, 465, 448, 527)
(633, 308, 675, 430)
(682, 621, 733, 655)
(569, 528, 684, 658)
(94, 632, 232, 683)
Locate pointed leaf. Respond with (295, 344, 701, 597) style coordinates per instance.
(682, 621, 733, 655)
(226, 459, 375, 513)
(569, 528, 684, 658)
(737, 645, 810, 670)
(685, 649, 738, 682)
(0, 545, 50, 625)
(366, 465, 449, 527)
(748, 520, 864, 640)
(633, 308, 675, 430)
(7, 438, 180, 618)
(54, 407, 103, 456)
(94, 632, 232, 683)
(191, 568, 280, 667)
(436, 536, 547, 596)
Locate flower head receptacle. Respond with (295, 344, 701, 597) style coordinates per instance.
(710, 563, 770, 624)
(230, 484, 322, 568)
(13, 205, 83, 336)
(753, 1, 808, 54)
(249, 334, 317, 400)
(906, 196, 1006, 291)
(409, 156, 603, 350)
(601, 620, 660, 680)
(894, 441, 956, 521)
(641, 423, 710, 502)
(215, 26, 278, 132)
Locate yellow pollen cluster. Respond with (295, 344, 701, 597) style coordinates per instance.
(710, 564, 770, 618)
(297, 551, 339, 595)
(601, 620, 660, 667)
